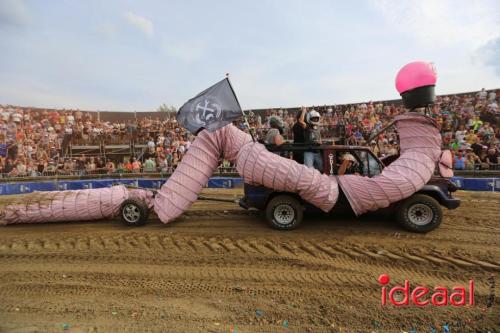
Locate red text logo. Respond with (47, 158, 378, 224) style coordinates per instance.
(378, 274, 474, 307)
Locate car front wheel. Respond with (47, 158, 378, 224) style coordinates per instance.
(396, 194, 442, 233)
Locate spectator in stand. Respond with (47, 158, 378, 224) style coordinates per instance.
(63, 158, 74, 173)
(172, 151, 179, 169)
(75, 156, 85, 175)
(95, 157, 105, 170)
(132, 157, 141, 172)
(35, 158, 44, 174)
(106, 160, 116, 174)
(477, 88, 488, 100)
(465, 129, 477, 145)
(46, 159, 57, 173)
(465, 148, 479, 170)
(470, 137, 484, 156)
(478, 147, 490, 169)
(479, 122, 494, 141)
(486, 147, 499, 169)
(158, 156, 169, 173)
(143, 157, 156, 172)
(86, 157, 96, 173)
(124, 158, 133, 172)
(455, 125, 467, 144)
(116, 162, 125, 173)
(453, 151, 466, 170)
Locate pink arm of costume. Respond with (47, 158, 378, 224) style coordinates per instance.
(152, 127, 238, 223)
(0, 186, 128, 225)
(153, 124, 339, 224)
(337, 113, 442, 215)
(233, 132, 339, 212)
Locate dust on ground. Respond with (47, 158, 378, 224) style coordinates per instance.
(0, 189, 498, 332)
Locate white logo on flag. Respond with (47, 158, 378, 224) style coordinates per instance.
(191, 97, 222, 125)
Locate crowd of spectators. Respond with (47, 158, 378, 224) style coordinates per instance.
(0, 88, 498, 177)
(247, 87, 499, 170)
(0, 108, 194, 177)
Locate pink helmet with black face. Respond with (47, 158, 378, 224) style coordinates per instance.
(395, 61, 437, 109)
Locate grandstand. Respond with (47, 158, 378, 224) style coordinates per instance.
(0, 88, 498, 179)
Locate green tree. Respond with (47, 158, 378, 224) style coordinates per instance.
(157, 103, 177, 113)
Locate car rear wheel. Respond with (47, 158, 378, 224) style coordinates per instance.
(265, 195, 303, 230)
(120, 198, 149, 226)
(396, 194, 442, 233)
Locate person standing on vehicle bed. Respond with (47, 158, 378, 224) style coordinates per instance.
(303, 109, 323, 172)
(292, 107, 307, 163)
(264, 116, 285, 146)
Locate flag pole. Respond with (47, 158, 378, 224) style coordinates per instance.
(225, 73, 255, 142)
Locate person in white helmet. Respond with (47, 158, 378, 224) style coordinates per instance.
(303, 108, 323, 172)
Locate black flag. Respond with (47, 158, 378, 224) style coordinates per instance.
(176, 78, 243, 134)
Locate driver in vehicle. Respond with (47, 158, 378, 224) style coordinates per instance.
(338, 153, 360, 175)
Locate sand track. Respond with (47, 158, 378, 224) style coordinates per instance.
(0, 190, 498, 332)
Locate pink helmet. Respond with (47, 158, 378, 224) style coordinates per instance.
(395, 61, 437, 109)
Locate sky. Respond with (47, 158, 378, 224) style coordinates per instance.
(0, 0, 499, 111)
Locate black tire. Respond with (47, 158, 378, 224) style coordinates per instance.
(120, 198, 149, 226)
(396, 194, 442, 233)
(265, 195, 304, 230)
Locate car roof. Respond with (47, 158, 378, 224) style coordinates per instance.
(266, 143, 373, 151)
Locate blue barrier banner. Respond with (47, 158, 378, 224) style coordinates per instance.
(0, 177, 496, 195)
(462, 178, 496, 191)
(138, 179, 165, 189)
(0, 177, 243, 195)
(450, 177, 464, 189)
(208, 177, 243, 189)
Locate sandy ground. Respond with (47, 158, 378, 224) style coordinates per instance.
(0, 189, 498, 333)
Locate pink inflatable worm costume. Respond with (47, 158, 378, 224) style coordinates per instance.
(0, 61, 444, 225)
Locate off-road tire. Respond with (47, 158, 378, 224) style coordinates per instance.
(397, 194, 442, 233)
(120, 198, 150, 226)
(265, 195, 304, 230)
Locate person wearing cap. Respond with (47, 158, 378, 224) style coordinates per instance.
(338, 153, 358, 175)
(465, 148, 478, 170)
(370, 141, 380, 157)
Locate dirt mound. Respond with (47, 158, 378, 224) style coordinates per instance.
(0, 190, 498, 332)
